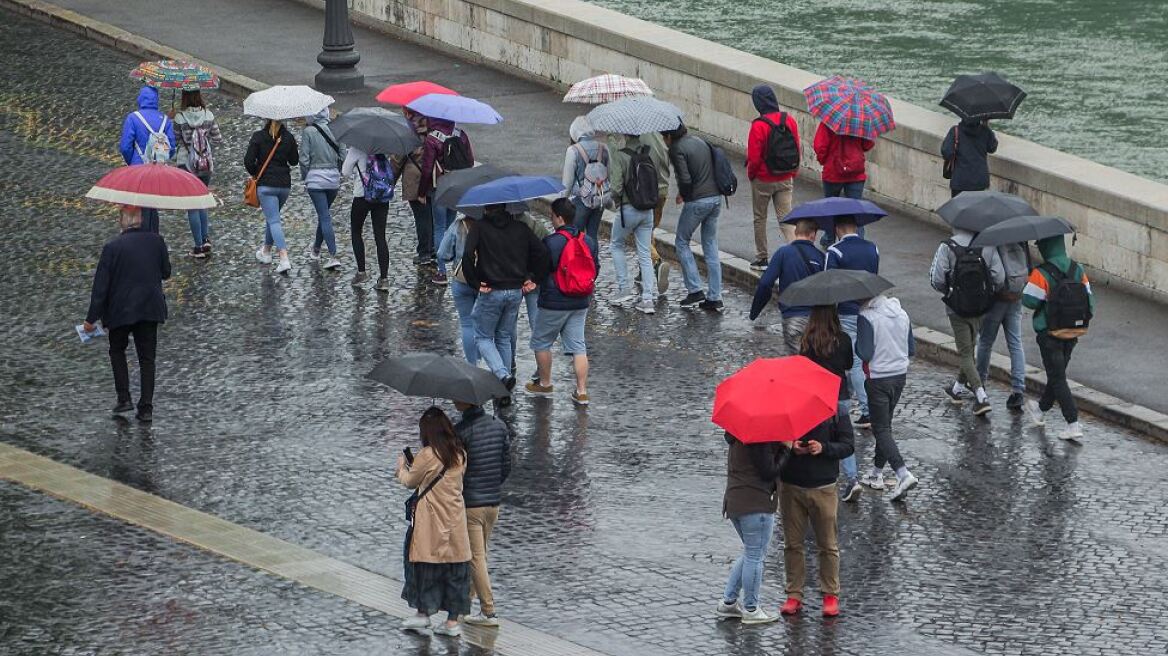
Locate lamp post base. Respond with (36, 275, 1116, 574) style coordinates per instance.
(315, 66, 365, 93)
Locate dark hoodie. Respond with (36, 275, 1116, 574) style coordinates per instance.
(119, 87, 176, 165)
(746, 84, 800, 182)
(461, 208, 550, 290)
(1022, 235, 1094, 333)
(941, 118, 998, 192)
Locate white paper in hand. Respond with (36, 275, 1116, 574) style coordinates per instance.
(76, 323, 106, 344)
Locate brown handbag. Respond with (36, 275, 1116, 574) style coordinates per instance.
(243, 136, 281, 208)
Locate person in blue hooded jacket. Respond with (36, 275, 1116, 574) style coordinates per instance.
(118, 87, 176, 233)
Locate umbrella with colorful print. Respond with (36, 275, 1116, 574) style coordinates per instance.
(803, 75, 895, 141)
(131, 60, 220, 90)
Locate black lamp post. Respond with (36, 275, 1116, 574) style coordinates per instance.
(315, 0, 364, 92)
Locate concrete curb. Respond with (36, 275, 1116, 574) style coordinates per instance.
(9, 0, 1166, 444)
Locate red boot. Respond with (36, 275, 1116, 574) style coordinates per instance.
(822, 595, 840, 617)
(780, 597, 802, 615)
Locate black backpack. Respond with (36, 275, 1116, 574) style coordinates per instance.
(757, 113, 800, 175)
(943, 240, 995, 318)
(621, 146, 660, 211)
(706, 140, 738, 202)
(1040, 261, 1092, 335)
(432, 128, 473, 172)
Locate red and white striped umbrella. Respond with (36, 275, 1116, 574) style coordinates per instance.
(85, 164, 216, 210)
(563, 74, 654, 104)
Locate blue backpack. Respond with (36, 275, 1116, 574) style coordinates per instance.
(363, 154, 395, 203)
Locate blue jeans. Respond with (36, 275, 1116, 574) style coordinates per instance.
(472, 288, 522, 379)
(308, 188, 339, 255)
(837, 401, 859, 480)
(722, 512, 775, 610)
(185, 170, 211, 247)
(451, 280, 479, 366)
(572, 198, 604, 245)
(675, 196, 722, 300)
(510, 290, 539, 373)
(610, 205, 655, 302)
(977, 299, 1025, 393)
(258, 186, 291, 251)
(432, 205, 455, 274)
(820, 181, 867, 248)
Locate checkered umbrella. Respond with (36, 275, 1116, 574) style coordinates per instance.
(586, 96, 683, 135)
(131, 60, 220, 90)
(803, 75, 895, 141)
(563, 74, 654, 104)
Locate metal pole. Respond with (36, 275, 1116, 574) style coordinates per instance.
(315, 0, 364, 92)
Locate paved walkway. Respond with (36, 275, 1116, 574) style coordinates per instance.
(39, 0, 1168, 416)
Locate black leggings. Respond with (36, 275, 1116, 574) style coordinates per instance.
(350, 197, 389, 277)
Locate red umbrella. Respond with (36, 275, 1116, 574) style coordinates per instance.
(712, 356, 840, 443)
(376, 80, 458, 106)
(85, 164, 216, 210)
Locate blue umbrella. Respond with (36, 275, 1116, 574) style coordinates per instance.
(781, 197, 887, 231)
(457, 176, 564, 207)
(406, 93, 503, 124)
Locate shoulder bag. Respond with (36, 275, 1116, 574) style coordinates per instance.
(943, 127, 959, 180)
(243, 136, 281, 208)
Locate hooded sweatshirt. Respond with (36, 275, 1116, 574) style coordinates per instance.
(813, 123, 875, 184)
(941, 118, 998, 192)
(119, 87, 177, 165)
(856, 294, 916, 378)
(929, 229, 1006, 316)
(299, 109, 343, 190)
(173, 106, 222, 173)
(1022, 235, 1094, 333)
(746, 85, 800, 183)
(461, 209, 550, 290)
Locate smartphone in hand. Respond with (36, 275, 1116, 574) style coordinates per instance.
(402, 447, 414, 465)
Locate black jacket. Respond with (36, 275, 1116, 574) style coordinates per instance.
(779, 413, 855, 489)
(538, 226, 600, 311)
(461, 210, 550, 290)
(942, 119, 998, 192)
(86, 228, 171, 329)
(244, 124, 299, 188)
(800, 332, 854, 400)
(723, 434, 784, 517)
(457, 406, 511, 508)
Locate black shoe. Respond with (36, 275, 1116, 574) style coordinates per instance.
(503, 376, 516, 392)
(136, 411, 153, 423)
(699, 299, 725, 313)
(112, 401, 133, 414)
(496, 395, 513, 409)
(1006, 392, 1025, 410)
(749, 258, 768, 271)
(972, 400, 992, 416)
(190, 246, 206, 259)
(679, 291, 705, 308)
(854, 414, 872, 429)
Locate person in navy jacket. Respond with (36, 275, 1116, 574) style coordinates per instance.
(749, 219, 824, 353)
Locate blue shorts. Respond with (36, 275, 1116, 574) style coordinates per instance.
(530, 307, 588, 354)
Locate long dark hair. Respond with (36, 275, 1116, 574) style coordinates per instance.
(419, 406, 465, 469)
(181, 90, 205, 109)
(800, 305, 843, 358)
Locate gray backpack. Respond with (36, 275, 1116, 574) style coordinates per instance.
(573, 142, 610, 210)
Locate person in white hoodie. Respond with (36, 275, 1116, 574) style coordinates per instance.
(299, 108, 344, 270)
(173, 91, 222, 258)
(855, 293, 918, 501)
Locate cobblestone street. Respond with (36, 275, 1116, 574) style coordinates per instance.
(1, 9, 1167, 656)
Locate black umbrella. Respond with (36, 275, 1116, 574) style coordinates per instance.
(432, 164, 515, 209)
(367, 352, 509, 405)
(940, 72, 1027, 121)
(331, 107, 422, 156)
(778, 269, 894, 307)
(969, 215, 1074, 248)
(937, 191, 1037, 233)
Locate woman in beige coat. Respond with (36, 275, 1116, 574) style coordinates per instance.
(397, 406, 472, 636)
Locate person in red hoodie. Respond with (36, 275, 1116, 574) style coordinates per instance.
(746, 85, 801, 271)
(813, 123, 875, 247)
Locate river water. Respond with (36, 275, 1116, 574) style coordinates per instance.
(588, 0, 1168, 182)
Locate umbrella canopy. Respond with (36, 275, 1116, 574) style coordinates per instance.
(969, 215, 1074, 248)
(433, 164, 516, 209)
(563, 74, 654, 104)
(406, 93, 503, 124)
(713, 356, 840, 444)
(331, 107, 422, 156)
(778, 269, 894, 307)
(243, 85, 334, 121)
(376, 80, 458, 106)
(458, 176, 564, 207)
(85, 164, 215, 210)
(781, 197, 887, 231)
(804, 75, 895, 141)
(941, 72, 1027, 121)
(367, 352, 509, 405)
(131, 59, 220, 90)
(937, 190, 1037, 233)
(586, 96, 683, 135)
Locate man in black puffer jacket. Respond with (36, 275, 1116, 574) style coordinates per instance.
(453, 400, 511, 626)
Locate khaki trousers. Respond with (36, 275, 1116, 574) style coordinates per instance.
(949, 314, 983, 389)
(779, 483, 840, 599)
(751, 179, 795, 261)
(466, 505, 500, 614)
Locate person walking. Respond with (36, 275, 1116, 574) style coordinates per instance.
(397, 407, 472, 637)
(82, 205, 171, 423)
(941, 118, 998, 197)
(562, 116, 610, 244)
(976, 241, 1030, 410)
(749, 219, 823, 352)
(419, 116, 474, 286)
(525, 199, 599, 406)
(1022, 234, 1094, 441)
(746, 85, 801, 270)
(119, 86, 176, 233)
(509, 208, 551, 383)
(824, 216, 878, 430)
(438, 212, 478, 364)
(245, 119, 299, 274)
(607, 131, 671, 293)
(452, 400, 510, 627)
(664, 124, 724, 312)
(606, 134, 661, 314)
(716, 431, 784, 625)
(929, 228, 1005, 415)
(299, 108, 344, 270)
(342, 146, 394, 291)
(855, 293, 918, 501)
(778, 411, 854, 618)
(172, 90, 222, 258)
(402, 109, 434, 265)
(813, 123, 875, 248)
(797, 305, 859, 502)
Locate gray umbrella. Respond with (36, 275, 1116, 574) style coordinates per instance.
(331, 107, 422, 156)
(433, 164, 515, 209)
(367, 352, 509, 405)
(586, 96, 683, 135)
(936, 191, 1037, 233)
(778, 269, 895, 307)
(969, 215, 1074, 248)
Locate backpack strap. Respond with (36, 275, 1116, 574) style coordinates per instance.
(310, 124, 341, 157)
(792, 242, 819, 277)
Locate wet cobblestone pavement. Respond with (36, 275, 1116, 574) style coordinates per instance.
(2, 9, 1167, 655)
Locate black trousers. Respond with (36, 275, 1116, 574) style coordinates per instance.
(409, 199, 434, 258)
(866, 374, 907, 470)
(350, 197, 389, 277)
(1037, 331, 1078, 423)
(108, 321, 159, 412)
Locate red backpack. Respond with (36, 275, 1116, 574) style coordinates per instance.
(554, 229, 596, 297)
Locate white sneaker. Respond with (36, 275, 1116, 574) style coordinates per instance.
(609, 293, 636, 308)
(1026, 400, 1046, 427)
(401, 615, 431, 633)
(306, 248, 321, 261)
(1058, 422, 1084, 442)
(860, 472, 886, 490)
(656, 261, 671, 295)
(255, 248, 273, 265)
(635, 300, 656, 314)
(715, 601, 743, 619)
(275, 257, 292, 274)
(433, 622, 462, 637)
(462, 612, 500, 627)
(739, 606, 778, 625)
(889, 472, 918, 501)
(323, 257, 342, 270)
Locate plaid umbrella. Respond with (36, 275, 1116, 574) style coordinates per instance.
(563, 74, 653, 104)
(803, 75, 895, 141)
(586, 96, 683, 135)
(131, 60, 220, 90)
